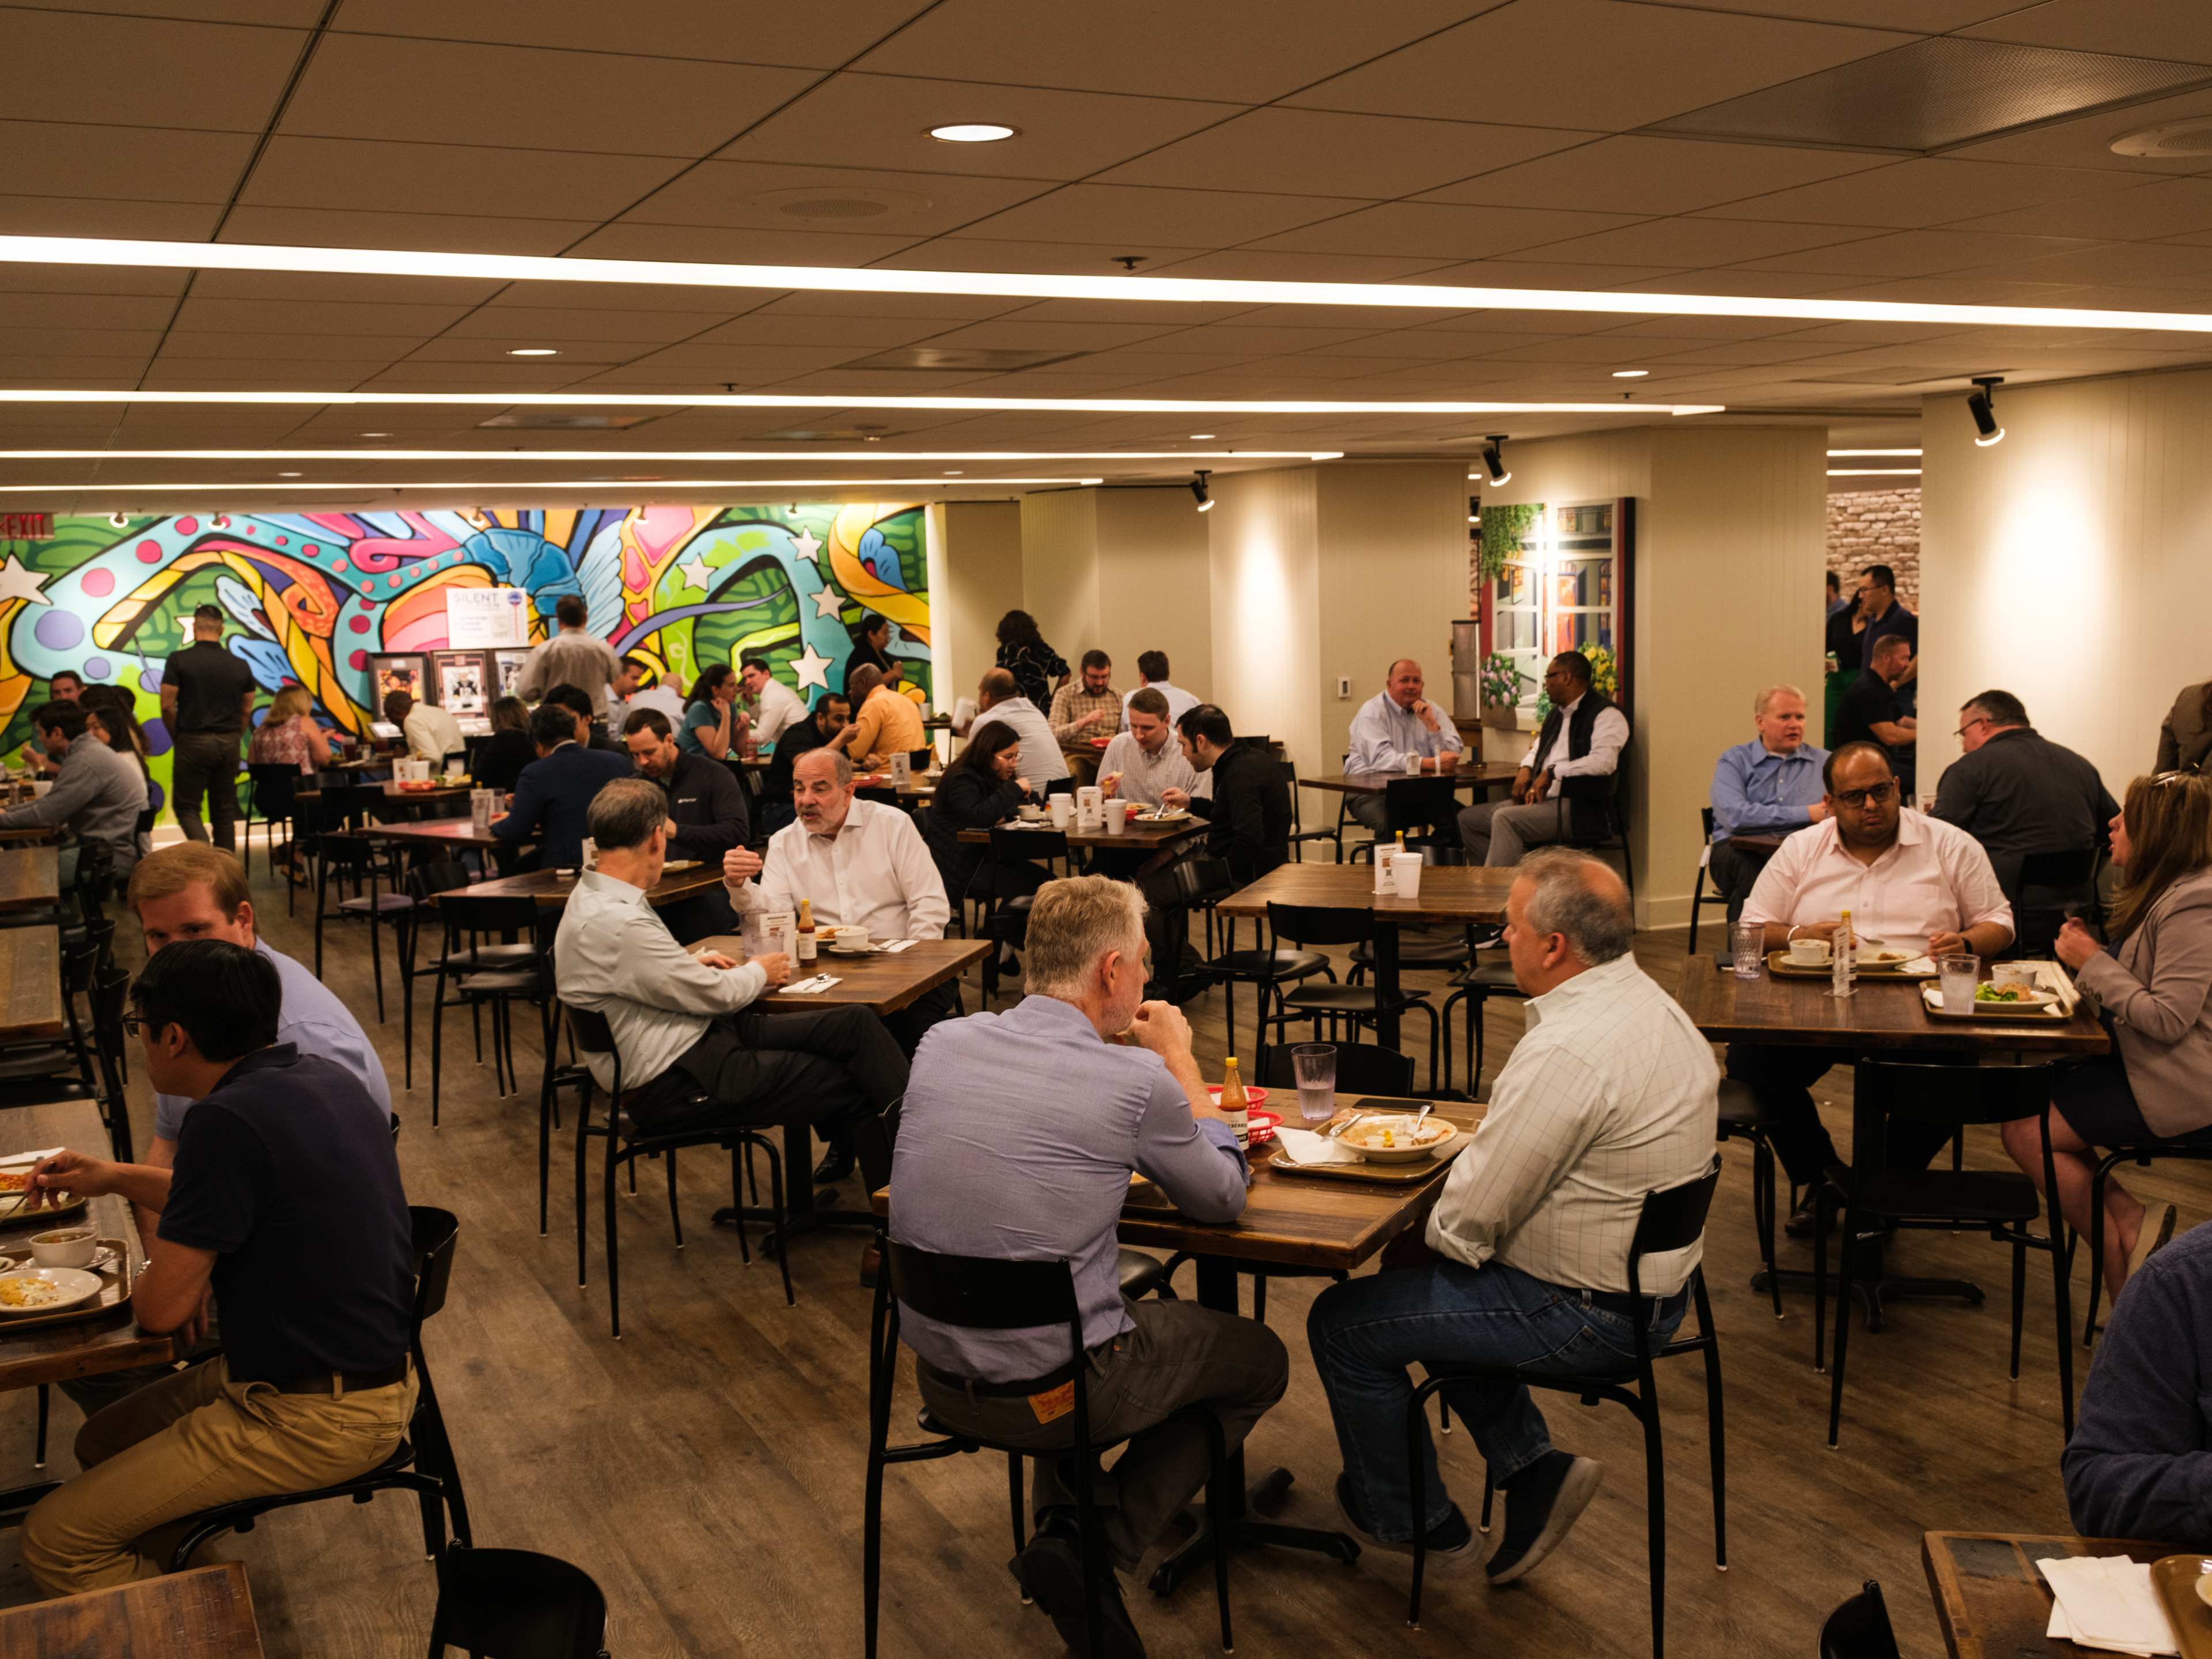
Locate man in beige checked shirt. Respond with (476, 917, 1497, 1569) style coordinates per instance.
(1306, 850, 1717, 1585)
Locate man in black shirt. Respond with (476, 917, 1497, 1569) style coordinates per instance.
(1832, 633, 1918, 791)
(761, 692, 849, 835)
(622, 706, 748, 941)
(20, 941, 416, 1596)
(159, 604, 257, 853)
(1162, 704, 1290, 884)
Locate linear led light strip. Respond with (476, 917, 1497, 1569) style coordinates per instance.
(1827, 468, 1922, 476)
(0, 448, 1343, 462)
(1827, 448, 1922, 457)
(2, 233, 2210, 335)
(0, 476, 1105, 494)
(0, 390, 1722, 415)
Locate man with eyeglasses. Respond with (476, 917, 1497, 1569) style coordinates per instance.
(1933, 690, 2116, 896)
(1457, 651, 1628, 869)
(1726, 742, 2014, 1233)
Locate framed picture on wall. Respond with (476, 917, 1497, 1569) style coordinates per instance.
(369, 653, 426, 705)
(1475, 497, 1634, 725)
(431, 650, 491, 714)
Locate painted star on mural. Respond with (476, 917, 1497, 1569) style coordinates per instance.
(791, 642, 834, 692)
(0, 555, 52, 607)
(810, 584, 846, 619)
(790, 527, 823, 569)
(675, 550, 715, 594)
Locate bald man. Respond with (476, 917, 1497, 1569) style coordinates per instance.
(969, 667, 1069, 783)
(1345, 658, 1463, 834)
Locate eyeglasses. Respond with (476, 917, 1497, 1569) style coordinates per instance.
(1834, 782, 1896, 809)
(2152, 766, 2203, 789)
(1953, 717, 1991, 738)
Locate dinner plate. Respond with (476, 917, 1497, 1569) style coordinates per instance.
(1970, 986, 2060, 1009)
(1338, 1116, 1459, 1164)
(1137, 809, 1192, 824)
(662, 859, 700, 873)
(0, 1266, 101, 1317)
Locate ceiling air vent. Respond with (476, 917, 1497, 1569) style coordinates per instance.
(741, 186, 934, 221)
(839, 347, 1089, 373)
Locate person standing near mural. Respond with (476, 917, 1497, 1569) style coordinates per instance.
(843, 613, 897, 704)
(994, 609, 1069, 713)
(516, 595, 622, 726)
(161, 604, 257, 853)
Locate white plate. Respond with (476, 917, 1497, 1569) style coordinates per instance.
(1136, 809, 1192, 824)
(1969, 986, 2061, 1009)
(0, 1266, 101, 1317)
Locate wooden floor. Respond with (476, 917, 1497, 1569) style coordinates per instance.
(0, 852, 2195, 1659)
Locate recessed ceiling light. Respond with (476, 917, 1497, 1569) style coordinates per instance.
(359, 430, 389, 438)
(929, 123, 1017, 143)
(943, 469, 963, 475)
(1189, 433, 1215, 440)
(1827, 468, 1923, 476)
(507, 347, 559, 357)
(276, 471, 301, 478)
(1826, 448, 1923, 457)
(1611, 370, 1649, 378)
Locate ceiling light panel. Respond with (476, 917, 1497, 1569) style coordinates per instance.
(0, 389, 1729, 415)
(0, 449, 1343, 463)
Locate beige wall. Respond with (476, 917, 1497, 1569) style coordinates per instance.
(1919, 369, 2212, 798)
(1016, 491, 1100, 692)
(1209, 467, 1323, 772)
(934, 499, 1022, 711)
(1096, 487, 1212, 703)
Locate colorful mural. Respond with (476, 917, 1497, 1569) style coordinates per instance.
(0, 502, 930, 820)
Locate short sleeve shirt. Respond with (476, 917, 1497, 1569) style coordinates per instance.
(677, 701, 726, 757)
(1834, 673, 1903, 752)
(162, 642, 257, 735)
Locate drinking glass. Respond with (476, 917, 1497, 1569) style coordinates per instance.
(1938, 953, 1980, 1013)
(1291, 1044, 1337, 1123)
(1730, 919, 1764, 980)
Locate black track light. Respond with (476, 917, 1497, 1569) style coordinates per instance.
(1482, 434, 1512, 485)
(1191, 469, 1213, 512)
(1967, 376, 2005, 447)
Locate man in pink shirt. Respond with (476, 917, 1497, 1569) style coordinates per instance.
(1728, 743, 2014, 1229)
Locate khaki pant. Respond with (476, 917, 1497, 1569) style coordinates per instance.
(24, 1356, 416, 1597)
(1457, 798, 1570, 867)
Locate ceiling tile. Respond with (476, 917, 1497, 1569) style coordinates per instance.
(1946, 85, 2212, 170)
(0, 294, 181, 330)
(157, 332, 430, 361)
(329, 0, 932, 67)
(1502, 217, 1862, 266)
(1099, 109, 1594, 199)
(188, 271, 507, 305)
(237, 137, 690, 221)
(1997, 241, 2212, 286)
(439, 307, 735, 345)
(1287, 0, 1910, 130)
(216, 205, 597, 255)
(853, 0, 1495, 102)
(0, 328, 164, 358)
(1402, 262, 1687, 297)
(5, 0, 328, 21)
(281, 34, 817, 156)
(876, 237, 1210, 274)
(1248, 202, 1641, 260)
(1711, 157, 2130, 228)
(0, 195, 221, 239)
(1963, 0, 2212, 66)
(560, 222, 923, 267)
(948, 183, 1357, 247)
(0, 9, 306, 132)
(1147, 251, 1465, 282)
(917, 319, 1187, 351)
(1418, 134, 1884, 215)
(0, 120, 253, 204)
(619, 161, 1050, 236)
(692, 315, 960, 349)
(1729, 228, 2102, 276)
(169, 296, 481, 335)
(1950, 177, 2212, 237)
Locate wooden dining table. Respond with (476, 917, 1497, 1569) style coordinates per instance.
(438, 862, 724, 910)
(0, 926, 63, 1044)
(0, 847, 59, 914)
(956, 817, 1210, 853)
(1298, 762, 1521, 797)
(0, 1560, 264, 1657)
(1922, 1530, 2175, 1659)
(358, 815, 516, 852)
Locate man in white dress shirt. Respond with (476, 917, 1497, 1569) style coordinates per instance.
(737, 656, 808, 747)
(385, 690, 463, 766)
(1345, 658, 1463, 835)
(562, 779, 909, 1187)
(1458, 652, 1629, 868)
(968, 669, 1069, 784)
(1097, 688, 1199, 810)
(722, 748, 956, 1065)
(1730, 741, 2015, 1225)
(1120, 650, 1199, 733)
(1306, 851, 1717, 1584)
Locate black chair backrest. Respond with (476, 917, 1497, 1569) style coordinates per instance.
(247, 762, 298, 819)
(437, 894, 544, 947)
(908, 747, 934, 771)
(1268, 900, 1373, 950)
(1628, 1156, 1722, 1263)
(990, 825, 1067, 865)
(312, 783, 376, 831)
(1275, 759, 1305, 831)
(1860, 1058, 2051, 1130)
(410, 1205, 460, 1325)
(1043, 776, 1076, 798)
(564, 1003, 616, 1058)
(313, 830, 379, 870)
(406, 859, 475, 904)
(1384, 777, 1460, 835)
(429, 1546, 609, 1659)
(2017, 848, 2096, 889)
(883, 1238, 1081, 1333)
(1253, 1041, 1415, 1098)
(1819, 1579, 1902, 1659)
(1699, 805, 1715, 840)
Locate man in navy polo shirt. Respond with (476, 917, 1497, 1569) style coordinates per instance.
(19, 941, 416, 1596)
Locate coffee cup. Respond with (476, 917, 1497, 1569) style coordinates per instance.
(1787, 936, 1831, 965)
(1017, 803, 1044, 821)
(836, 925, 871, 952)
(1047, 797, 1074, 830)
(31, 1228, 95, 1270)
(1106, 800, 1130, 835)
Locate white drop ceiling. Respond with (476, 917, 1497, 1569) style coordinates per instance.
(3, 0, 2211, 506)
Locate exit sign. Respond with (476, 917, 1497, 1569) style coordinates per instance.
(0, 515, 51, 540)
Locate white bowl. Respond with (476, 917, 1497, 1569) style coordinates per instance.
(1340, 1116, 1458, 1165)
(29, 1228, 95, 1269)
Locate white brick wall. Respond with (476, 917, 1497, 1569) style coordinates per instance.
(1827, 488, 1921, 611)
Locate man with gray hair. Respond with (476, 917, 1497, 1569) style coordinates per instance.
(558, 777, 908, 1177)
(1308, 850, 1716, 1585)
(891, 876, 1282, 1656)
(1706, 682, 1828, 924)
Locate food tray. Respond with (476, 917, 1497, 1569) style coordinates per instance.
(0, 1189, 86, 1228)
(0, 1236, 134, 1332)
(1766, 950, 1934, 980)
(1919, 983, 2071, 1022)
(1266, 1101, 1478, 1184)
(2152, 1555, 2212, 1659)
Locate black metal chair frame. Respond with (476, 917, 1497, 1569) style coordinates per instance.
(1406, 1157, 1726, 1657)
(1260, 902, 1440, 1093)
(563, 1003, 792, 1337)
(1715, 1077, 1787, 1324)
(1348, 777, 1462, 865)
(1819, 1577, 1903, 1659)
(1437, 941, 1524, 1099)
(1686, 806, 1730, 955)
(1279, 758, 1342, 863)
(1567, 763, 1635, 902)
(975, 825, 1070, 1005)
(863, 1239, 1234, 1659)
(2081, 1137, 2212, 1346)
(310, 828, 412, 1024)
(241, 761, 300, 878)
(396, 859, 498, 1094)
(427, 1546, 610, 1659)
(165, 1205, 473, 1570)
(425, 894, 555, 1130)
(1813, 1060, 2073, 1446)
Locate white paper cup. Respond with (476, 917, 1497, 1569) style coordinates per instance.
(1404, 753, 1422, 775)
(1105, 804, 1127, 835)
(1392, 852, 1423, 898)
(1047, 797, 1073, 830)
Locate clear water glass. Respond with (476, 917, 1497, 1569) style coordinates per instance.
(1938, 953, 1980, 1012)
(1730, 919, 1764, 980)
(1291, 1043, 1338, 1123)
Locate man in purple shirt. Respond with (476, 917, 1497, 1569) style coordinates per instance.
(891, 876, 1285, 1657)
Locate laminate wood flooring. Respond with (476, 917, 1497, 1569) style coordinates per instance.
(0, 858, 2190, 1658)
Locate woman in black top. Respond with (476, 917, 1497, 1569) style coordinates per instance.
(924, 720, 1044, 902)
(843, 612, 896, 702)
(474, 696, 537, 791)
(994, 609, 1068, 712)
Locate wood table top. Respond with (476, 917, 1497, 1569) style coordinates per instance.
(358, 815, 514, 850)
(0, 1560, 263, 1657)
(1922, 1531, 2175, 1659)
(1300, 764, 1520, 796)
(438, 863, 723, 909)
(957, 818, 1209, 852)
(1675, 955, 2112, 1054)
(0, 1100, 172, 1392)
(699, 935, 989, 1017)
(1217, 861, 1517, 926)
(0, 824, 58, 845)
(0, 847, 59, 913)
(0, 926, 62, 1043)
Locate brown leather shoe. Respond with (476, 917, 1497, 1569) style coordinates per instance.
(859, 1238, 881, 1289)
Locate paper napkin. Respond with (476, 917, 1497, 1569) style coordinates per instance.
(2037, 1556, 2179, 1657)
(1274, 1128, 1365, 1168)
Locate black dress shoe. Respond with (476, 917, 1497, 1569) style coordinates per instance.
(812, 1145, 857, 1185)
(1485, 1453, 1602, 1585)
(1011, 1531, 1146, 1659)
(1784, 1190, 1821, 1240)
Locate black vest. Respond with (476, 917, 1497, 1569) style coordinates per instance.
(1531, 690, 1621, 839)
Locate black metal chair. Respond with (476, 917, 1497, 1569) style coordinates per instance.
(1814, 1060, 2073, 1446)
(563, 1003, 791, 1336)
(1568, 760, 1635, 902)
(425, 895, 555, 1129)
(427, 1547, 609, 1659)
(310, 830, 412, 1023)
(397, 860, 501, 1093)
(1437, 944, 1524, 1099)
(1263, 902, 1440, 1092)
(1715, 1078, 1786, 1323)
(1686, 807, 1730, 955)
(976, 825, 1069, 1003)
(2005, 846, 2099, 958)
(2082, 1134, 2212, 1346)
(165, 1206, 472, 1570)
(863, 1240, 1235, 1659)
(1279, 758, 1342, 862)
(1407, 1157, 1726, 1657)
(1349, 777, 1461, 863)
(1819, 1578, 1903, 1659)
(242, 762, 299, 877)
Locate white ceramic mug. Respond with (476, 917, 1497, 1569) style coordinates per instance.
(840, 925, 870, 952)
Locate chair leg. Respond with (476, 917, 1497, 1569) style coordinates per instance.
(1252, 1274, 1266, 1325)
(34, 1382, 47, 1469)
(2085, 1156, 2115, 1347)
(574, 1085, 593, 1289)
(1754, 1139, 1782, 1323)
(1640, 1396, 1668, 1659)
(1007, 1454, 1027, 1561)
(604, 1148, 623, 1341)
(368, 900, 386, 1024)
(2008, 1239, 2027, 1380)
(1479, 1465, 1495, 1533)
(1702, 1334, 1726, 1571)
(1406, 1381, 1433, 1627)
(729, 1146, 752, 1266)
(665, 1148, 684, 1248)
(863, 1443, 888, 1659)
(429, 971, 448, 1128)
(537, 1067, 552, 1240)
(1203, 1414, 1233, 1653)
(1827, 1197, 1858, 1448)
(765, 1141, 793, 1306)
(1812, 1185, 1830, 1374)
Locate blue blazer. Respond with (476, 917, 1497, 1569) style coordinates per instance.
(493, 743, 632, 868)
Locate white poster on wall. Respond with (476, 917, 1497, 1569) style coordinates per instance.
(446, 586, 529, 649)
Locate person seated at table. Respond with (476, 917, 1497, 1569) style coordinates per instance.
(1457, 652, 1628, 869)
(1344, 658, 1463, 836)
(81, 689, 156, 871)
(1306, 851, 1715, 1583)
(491, 702, 632, 871)
(1728, 742, 2015, 1232)
(1832, 634, 1917, 792)
(674, 663, 747, 762)
(892, 876, 1279, 1654)
(964, 668, 1068, 784)
(1160, 704, 1289, 885)
(760, 692, 848, 837)
(20, 939, 416, 1597)
(1048, 649, 1120, 743)
(608, 655, 687, 732)
(17, 669, 80, 776)
(474, 695, 537, 792)
(1098, 688, 1198, 810)
(544, 681, 623, 754)
(2004, 771, 2212, 1300)
(736, 654, 807, 746)
(722, 749, 953, 1069)
(1120, 650, 1199, 733)
(834, 664, 927, 773)
(384, 687, 463, 767)
(560, 780, 908, 1188)
(0, 699, 146, 884)
(623, 706, 749, 941)
(248, 685, 335, 778)
(2063, 1216, 2212, 1546)
(922, 719, 1044, 906)
(1707, 684, 1828, 925)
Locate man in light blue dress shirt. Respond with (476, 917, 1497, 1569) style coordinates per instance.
(1708, 684, 1828, 923)
(1344, 659, 1463, 836)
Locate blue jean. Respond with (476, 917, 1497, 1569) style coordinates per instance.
(1306, 1257, 1681, 1543)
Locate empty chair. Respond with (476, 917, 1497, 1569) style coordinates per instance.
(1819, 1580, 1902, 1659)
(427, 1547, 609, 1659)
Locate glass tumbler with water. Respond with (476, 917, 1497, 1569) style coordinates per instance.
(1730, 919, 1764, 980)
(1291, 1043, 1338, 1124)
(1938, 953, 1980, 1013)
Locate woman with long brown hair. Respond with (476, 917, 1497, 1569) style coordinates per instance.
(2003, 770, 2212, 1296)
